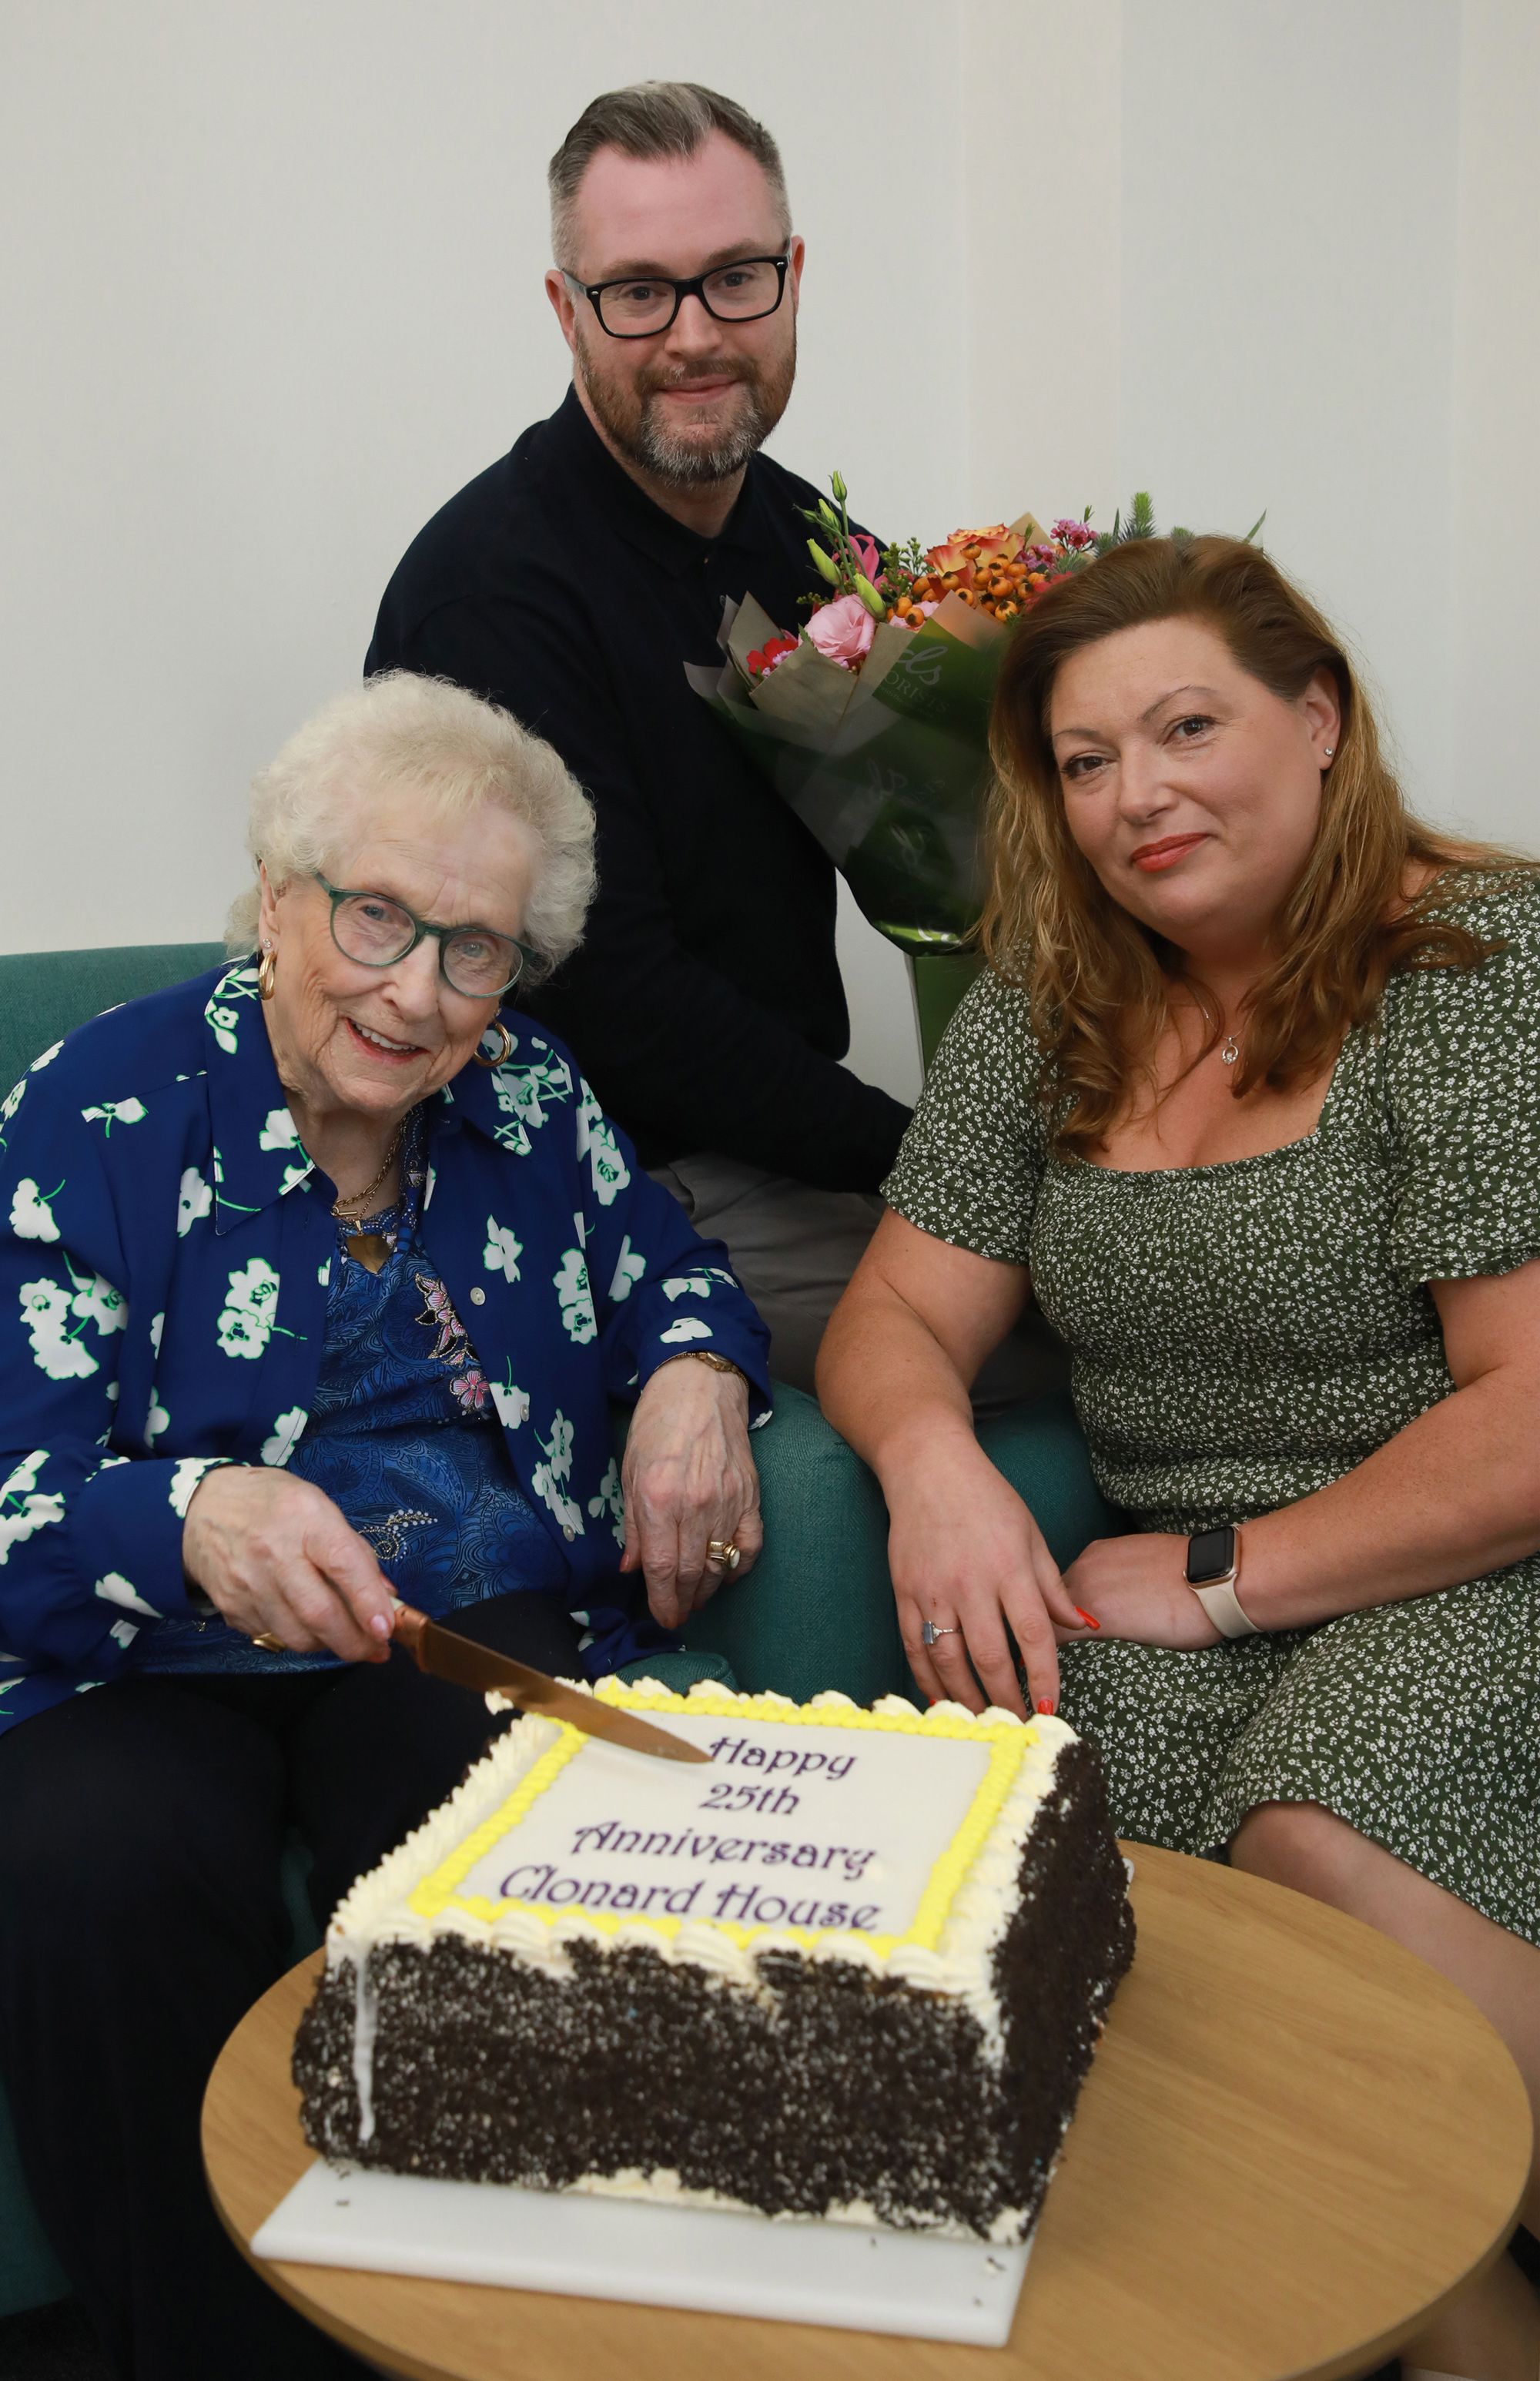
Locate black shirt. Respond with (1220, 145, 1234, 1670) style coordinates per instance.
(365, 387, 912, 1190)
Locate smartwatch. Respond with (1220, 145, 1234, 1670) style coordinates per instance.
(1185, 1524, 1259, 1639)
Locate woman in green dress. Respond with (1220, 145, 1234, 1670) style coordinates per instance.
(819, 534, 1540, 2380)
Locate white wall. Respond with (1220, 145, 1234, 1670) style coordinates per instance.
(4, 1, 1536, 1103)
(1121, 0, 1462, 815)
(962, 1, 1123, 531)
(1452, 0, 1540, 849)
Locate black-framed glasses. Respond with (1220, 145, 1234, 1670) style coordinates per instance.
(313, 874, 525, 1000)
(567, 253, 791, 340)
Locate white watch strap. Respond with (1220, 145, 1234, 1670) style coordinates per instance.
(1193, 1577, 1259, 1639)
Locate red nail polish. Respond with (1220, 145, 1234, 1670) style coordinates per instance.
(1036, 1699, 1056, 1716)
(1074, 1606, 1101, 1630)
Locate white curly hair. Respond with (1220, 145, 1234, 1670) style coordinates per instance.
(226, 672, 596, 983)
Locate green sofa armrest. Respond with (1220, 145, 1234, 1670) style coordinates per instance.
(0, 941, 226, 1092)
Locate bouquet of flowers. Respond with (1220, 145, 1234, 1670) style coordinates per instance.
(688, 479, 1159, 955)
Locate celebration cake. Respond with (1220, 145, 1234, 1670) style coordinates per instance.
(293, 1682, 1134, 2243)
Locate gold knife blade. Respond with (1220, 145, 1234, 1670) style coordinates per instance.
(390, 1601, 710, 1764)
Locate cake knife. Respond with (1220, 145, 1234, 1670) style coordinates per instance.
(389, 1599, 711, 1764)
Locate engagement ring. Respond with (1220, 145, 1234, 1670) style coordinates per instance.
(921, 1620, 961, 1647)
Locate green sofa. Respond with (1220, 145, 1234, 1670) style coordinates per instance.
(0, 941, 1113, 2318)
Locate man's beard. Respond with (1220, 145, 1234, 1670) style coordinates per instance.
(575, 327, 796, 488)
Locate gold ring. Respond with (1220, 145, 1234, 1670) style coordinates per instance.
(707, 1539, 742, 1572)
(251, 1631, 286, 1652)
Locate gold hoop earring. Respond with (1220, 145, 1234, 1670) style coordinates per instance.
(256, 945, 277, 1002)
(472, 1020, 514, 1069)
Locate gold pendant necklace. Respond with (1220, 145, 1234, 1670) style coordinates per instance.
(332, 1119, 407, 1274)
(340, 1229, 392, 1274)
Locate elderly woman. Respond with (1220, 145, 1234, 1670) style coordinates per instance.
(0, 671, 770, 2381)
(819, 537, 1540, 2380)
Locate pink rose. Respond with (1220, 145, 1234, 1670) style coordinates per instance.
(805, 593, 877, 668)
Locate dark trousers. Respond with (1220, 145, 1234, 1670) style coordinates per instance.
(0, 1594, 584, 2381)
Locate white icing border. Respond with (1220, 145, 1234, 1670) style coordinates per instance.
(328, 1684, 1076, 2058)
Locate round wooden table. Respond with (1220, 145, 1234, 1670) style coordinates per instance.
(203, 1843, 1532, 2381)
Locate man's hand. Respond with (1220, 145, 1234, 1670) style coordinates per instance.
(620, 1360, 762, 1630)
(1058, 1533, 1223, 1649)
(182, 1465, 396, 1663)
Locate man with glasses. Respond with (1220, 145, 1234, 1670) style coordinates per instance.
(365, 82, 912, 1392)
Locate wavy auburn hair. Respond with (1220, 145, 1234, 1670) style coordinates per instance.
(983, 534, 1525, 1156)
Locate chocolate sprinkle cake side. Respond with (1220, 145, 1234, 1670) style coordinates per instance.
(293, 1736, 1134, 2242)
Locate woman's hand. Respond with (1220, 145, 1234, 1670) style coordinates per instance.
(1058, 1533, 1222, 1648)
(621, 1358, 762, 1630)
(885, 1442, 1086, 1719)
(182, 1465, 396, 1663)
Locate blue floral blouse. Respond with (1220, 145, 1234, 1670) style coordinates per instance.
(0, 961, 772, 1733)
(138, 1107, 579, 1677)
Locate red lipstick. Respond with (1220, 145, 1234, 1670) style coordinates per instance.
(1129, 832, 1207, 872)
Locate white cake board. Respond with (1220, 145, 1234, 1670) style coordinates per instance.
(252, 2160, 1033, 2346)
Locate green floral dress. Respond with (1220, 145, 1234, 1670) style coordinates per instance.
(883, 872, 1540, 1944)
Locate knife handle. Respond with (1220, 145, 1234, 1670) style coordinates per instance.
(390, 1598, 431, 1666)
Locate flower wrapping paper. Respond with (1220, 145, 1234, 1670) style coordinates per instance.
(688, 512, 1048, 956)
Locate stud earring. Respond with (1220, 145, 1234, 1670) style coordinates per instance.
(1323, 745, 1334, 761)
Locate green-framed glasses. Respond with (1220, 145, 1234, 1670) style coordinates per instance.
(313, 873, 525, 1000)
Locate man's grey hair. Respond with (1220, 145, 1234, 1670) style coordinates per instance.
(549, 82, 790, 270)
(225, 673, 597, 983)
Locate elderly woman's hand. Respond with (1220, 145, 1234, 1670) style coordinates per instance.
(620, 1358, 762, 1631)
(181, 1465, 396, 1663)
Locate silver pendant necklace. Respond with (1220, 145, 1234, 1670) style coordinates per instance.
(1190, 992, 1242, 1067)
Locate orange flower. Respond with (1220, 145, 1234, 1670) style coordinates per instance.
(925, 523, 1026, 582)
